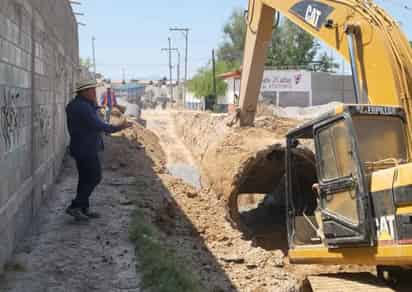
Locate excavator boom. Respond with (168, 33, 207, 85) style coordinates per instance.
(239, 0, 412, 131)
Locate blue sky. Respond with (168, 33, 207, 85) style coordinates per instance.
(76, 0, 412, 80)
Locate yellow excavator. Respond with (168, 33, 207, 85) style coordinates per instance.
(237, 0, 412, 290)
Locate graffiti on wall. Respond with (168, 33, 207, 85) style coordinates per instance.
(0, 88, 19, 153)
(33, 105, 52, 148)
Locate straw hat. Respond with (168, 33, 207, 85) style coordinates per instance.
(74, 79, 100, 93)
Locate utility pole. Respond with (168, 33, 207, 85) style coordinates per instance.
(92, 36, 96, 78)
(176, 50, 181, 85)
(162, 47, 180, 102)
(184, 29, 188, 86)
(170, 27, 189, 104)
(168, 37, 173, 102)
(212, 49, 217, 98)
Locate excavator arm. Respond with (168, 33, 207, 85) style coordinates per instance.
(239, 0, 412, 131)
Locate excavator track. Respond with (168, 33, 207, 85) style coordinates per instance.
(307, 273, 394, 292)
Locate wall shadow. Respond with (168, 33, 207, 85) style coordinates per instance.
(103, 132, 239, 292)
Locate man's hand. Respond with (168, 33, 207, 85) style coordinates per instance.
(120, 120, 134, 129)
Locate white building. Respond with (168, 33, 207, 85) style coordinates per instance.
(218, 69, 355, 112)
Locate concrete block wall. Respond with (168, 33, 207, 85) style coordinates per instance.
(0, 0, 79, 271)
(278, 91, 310, 107)
(311, 73, 356, 105)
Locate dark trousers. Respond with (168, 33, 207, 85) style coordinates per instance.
(70, 155, 102, 209)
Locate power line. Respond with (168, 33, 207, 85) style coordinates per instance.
(92, 37, 96, 78)
(160, 38, 174, 101)
(96, 63, 169, 67)
(93, 57, 207, 66)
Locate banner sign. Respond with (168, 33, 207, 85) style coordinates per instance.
(261, 70, 311, 92)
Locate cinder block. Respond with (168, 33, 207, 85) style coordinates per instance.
(0, 0, 79, 272)
(0, 225, 13, 274)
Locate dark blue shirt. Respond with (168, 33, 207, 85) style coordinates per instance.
(66, 95, 122, 158)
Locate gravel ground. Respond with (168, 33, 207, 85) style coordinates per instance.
(0, 154, 141, 292)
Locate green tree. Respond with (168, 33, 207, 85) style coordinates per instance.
(315, 52, 340, 72)
(80, 57, 93, 69)
(216, 12, 327, 70)
(217, 9, 246, 68)
(266, 19, 318, 68)
(187, 61, 230, 97)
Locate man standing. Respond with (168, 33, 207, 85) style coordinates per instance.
(65, 79, 131, 221)
(101, 84, 117, 123)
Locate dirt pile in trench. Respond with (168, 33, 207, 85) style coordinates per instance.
(173, 112, 298, 163)
(105, 117, 166, 175)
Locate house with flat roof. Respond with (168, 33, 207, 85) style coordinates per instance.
(218, 69, 356, 112)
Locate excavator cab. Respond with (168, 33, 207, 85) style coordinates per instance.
(285, 104, 409, 253)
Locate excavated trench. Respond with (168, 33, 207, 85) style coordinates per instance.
(173, 112, 318, 251)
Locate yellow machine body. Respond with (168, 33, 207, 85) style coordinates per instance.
(240, 0, 412, 268)
(284, 104, 412, 266)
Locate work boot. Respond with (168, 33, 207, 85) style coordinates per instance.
(81, 208, 101, 219)
(66, 207, 90, 221)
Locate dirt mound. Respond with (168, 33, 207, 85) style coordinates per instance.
(173, 111, 299, 164)
(202, 128, 316, 248)
(201, 127, 288, 195)
(254, 115, 300, 134)
(263, 102, 341, 121)
(173, 111, 229, 163)
(103, 116, 166, 176)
